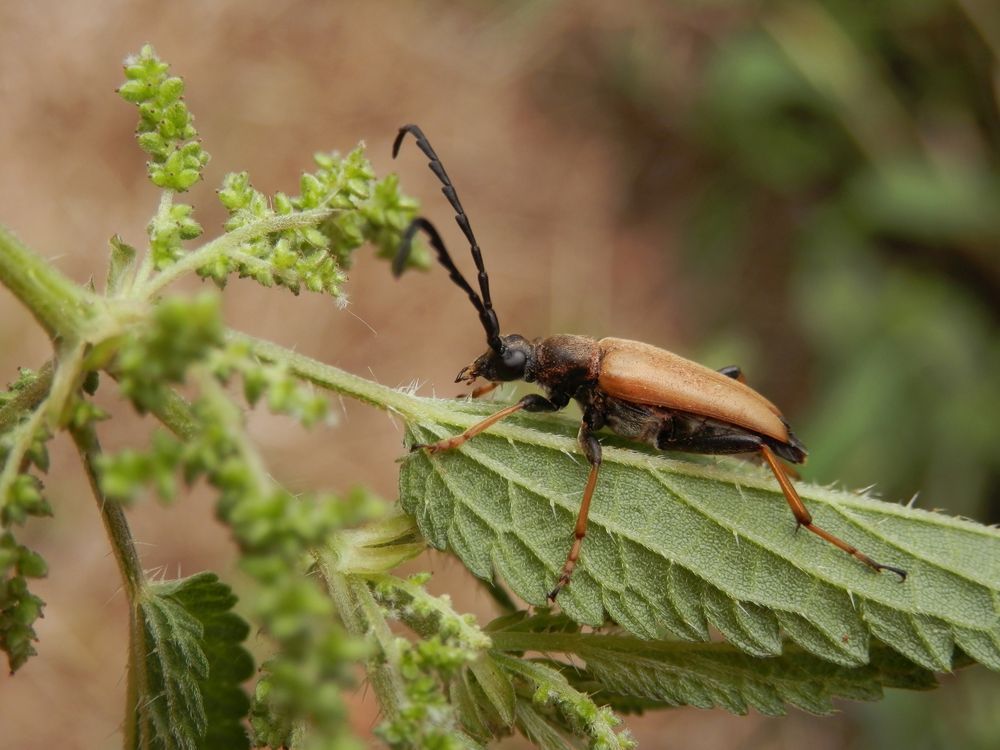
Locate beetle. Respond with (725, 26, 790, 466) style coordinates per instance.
(391, 124, 907, 600)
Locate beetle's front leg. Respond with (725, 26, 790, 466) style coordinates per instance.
(414, 393, 563, 454)
(549, 418, 603, 601)
(469, 381, 500, 399)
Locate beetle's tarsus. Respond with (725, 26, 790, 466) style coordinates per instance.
(858, 550, 908, 581)
(547, 577, 568, 602)
(414, 439, 452, 454)
(879, 563, 908, 581)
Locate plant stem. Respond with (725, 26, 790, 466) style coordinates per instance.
(227, 330, 419, 413)
(70, 423, 145, 595)
(131, 192, 173, 291)
(0, 224, 95, 340)
(321, 569, 407, 721)
(69, 421, 147, 750)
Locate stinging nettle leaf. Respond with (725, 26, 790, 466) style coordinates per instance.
(398, 399, 1000, 671)
(131, 572, 252, 750)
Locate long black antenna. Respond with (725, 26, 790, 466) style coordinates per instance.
(392, 124, 503, 353)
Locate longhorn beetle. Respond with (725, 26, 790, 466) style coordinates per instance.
(391, 124, 907, 600)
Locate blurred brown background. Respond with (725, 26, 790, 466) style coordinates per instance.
(2, 1, 999, 748)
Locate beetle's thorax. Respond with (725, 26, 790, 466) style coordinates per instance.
(527, 334, 601, 393)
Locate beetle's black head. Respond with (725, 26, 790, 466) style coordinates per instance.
(456, 334, 533, 385)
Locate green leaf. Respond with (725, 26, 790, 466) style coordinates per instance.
(469, 655, 516, 726)
(490, 627, 941, 717)
(130, 572, 252, 750)
(399, 401, 1000, 671)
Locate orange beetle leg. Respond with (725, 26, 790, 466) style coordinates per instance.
(548, 461, 601, 601)
(413, 400, 527, 454)
(548, 423, 603, 601)
(469, 381, 500, 399)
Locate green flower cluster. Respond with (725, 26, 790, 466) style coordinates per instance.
(211, 339, 329, 428)
(372, 574, 492, 749)
(0, 531, 46, 672)
(0, 368, 53, 672)
(148, 202, 204, 271)
(117, 45, 207, 272)
(118, 44, 209, 192)
(114, 293, 223, 414)
(213, 148, 423, 297)
(377, 635, 476, 750)
(496, 654, 636, 750)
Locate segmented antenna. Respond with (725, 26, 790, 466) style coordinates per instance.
(394, 217, 501, 349)
(392, 124, 503, 353)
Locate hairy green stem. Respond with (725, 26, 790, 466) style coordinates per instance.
(0, 224, 95, 340)
(131, 192, 174, 291)
(322, 569, 406, 721)
(229, 330, 420, 414)
(70, 423, 145, 594)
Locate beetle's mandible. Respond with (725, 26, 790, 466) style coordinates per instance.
(391, 124, 907, 600)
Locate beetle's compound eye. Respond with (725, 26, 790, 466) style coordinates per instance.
(502, 347, 526, 372)
(476, 334, 530, 382)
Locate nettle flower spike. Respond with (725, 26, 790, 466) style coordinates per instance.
(118, 44, 209, 192)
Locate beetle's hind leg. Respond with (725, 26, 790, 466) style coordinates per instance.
(759, 445, 907, 580)
(718, 365, 746, 383)
(548, 421, 602, 601)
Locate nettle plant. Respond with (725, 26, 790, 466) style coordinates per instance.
(2, 45, 1000, 750)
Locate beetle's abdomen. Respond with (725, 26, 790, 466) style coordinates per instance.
(597, 337, 791, 445)
(602, 395, 806, 464)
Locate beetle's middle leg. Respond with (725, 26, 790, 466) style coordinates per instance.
(414, 393, 563, 454)
(548, 419, 602, 601)
(759, 445, 907, 580)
